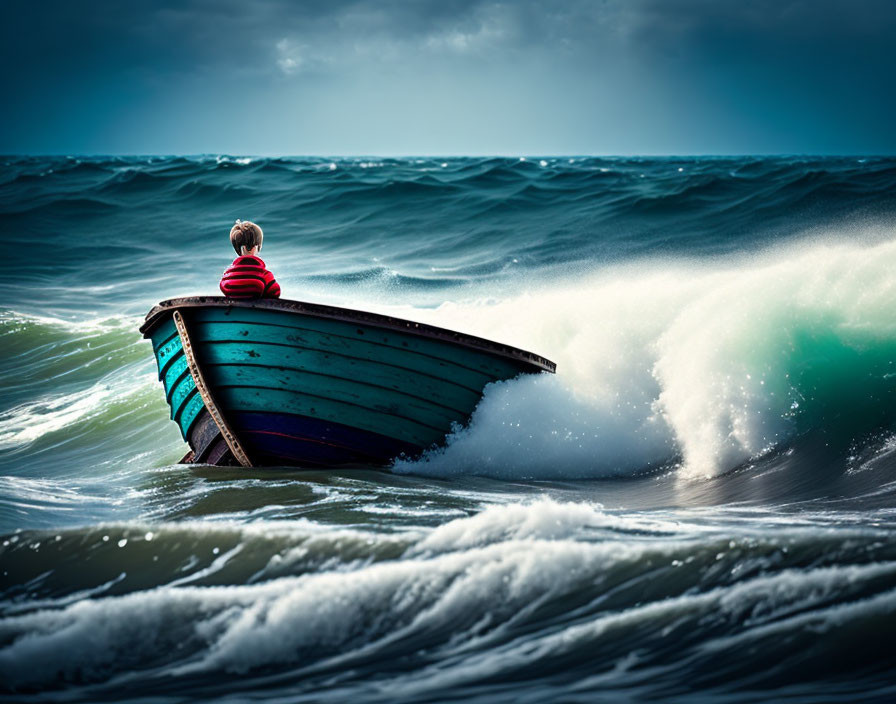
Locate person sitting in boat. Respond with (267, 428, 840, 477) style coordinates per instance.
(220, 220, 281, 299)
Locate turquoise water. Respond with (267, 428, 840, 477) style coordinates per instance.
(3, 156, 896, 701)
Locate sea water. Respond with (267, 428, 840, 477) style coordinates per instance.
(2, 156, 896, 701)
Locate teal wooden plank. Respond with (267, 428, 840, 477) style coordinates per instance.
(191, 308, 526, 379)
(151, 319, 178, 354)
(168, 372, 198, 422)
(203, 363, 467, 432)
(149, 323, 205, 440)
(178, 392, 205, 439)
(154, 335, 185, 380)
(196, 341, 481, 414)
(190, 320, 508, 394)
(215, 387, 445, 448)
(161, 355, 190, 402)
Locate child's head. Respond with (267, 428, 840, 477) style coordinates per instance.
(230, 219, 263, 255)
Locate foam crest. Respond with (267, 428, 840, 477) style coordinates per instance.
(402, 561, 896, 694)
(0, 371, 156, 451)
(0, 309, 139, 335)
(411, 498, 676, 555)
(0, 538, 595, 685)
(3, 499, 893, 689)
(2, 502, 687, 688)
(394, 236, 896, 479)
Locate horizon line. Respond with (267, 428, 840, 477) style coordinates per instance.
(3, 152, 896, 159)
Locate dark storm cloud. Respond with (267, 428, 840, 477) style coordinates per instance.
(3, 0, 502, 76)
(2, 0, 895, 153)
(4, 0, 892, 76)
(5, 0, 896, 72)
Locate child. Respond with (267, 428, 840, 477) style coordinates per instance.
(220, 220, 281, 299)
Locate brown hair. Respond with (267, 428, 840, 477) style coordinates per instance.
(230, 220, 264, 255)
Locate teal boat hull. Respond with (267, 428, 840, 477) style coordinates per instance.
(141, 297, 555, 467)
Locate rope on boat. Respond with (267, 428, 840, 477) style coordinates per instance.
(173, 310, 253, 467)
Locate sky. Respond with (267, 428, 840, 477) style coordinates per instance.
(2, 0, 895, 155)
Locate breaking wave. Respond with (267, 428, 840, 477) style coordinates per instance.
(3, 499, 896, 699)
(396, 237, 896, 479)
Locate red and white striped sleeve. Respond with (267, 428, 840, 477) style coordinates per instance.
(261, 268, 281, 298)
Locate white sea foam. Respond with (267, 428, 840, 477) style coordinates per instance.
(0, 371, 156, 450)
(0, 309, 139, 335)
(411, 498, 676, 555)
(382, 561, 896, 697)
(2, 499, 890, 688)
(0, 502, 660, 685)
(0, 385, 124, 450)
(0, 311, 156, 450)
(214, 156, 253, 165)
(391, 236, 896, 479)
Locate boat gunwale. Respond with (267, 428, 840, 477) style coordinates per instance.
(141, 296, 556, 373)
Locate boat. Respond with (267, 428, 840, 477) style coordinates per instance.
(140, 296, 556, 467)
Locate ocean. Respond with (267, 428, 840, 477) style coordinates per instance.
(2, 155, 896, 702)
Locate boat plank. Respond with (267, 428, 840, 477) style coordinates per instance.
(151, 318, 178, 354)
(167, 372, 197, 420)
(190, 322, 507, 394)
(203, 363, 468, 431)
(241, 433, 393, 466)
(191, 308, 528, 379)
(196, 341, 482, 413)
(230, 411, 419, 464)
(178, 392, 206, 439)
(162, 356, 190, 403)
(155, 336, 186, 381)
(188, 410, 224, 463)
(215, 387, 446, 448)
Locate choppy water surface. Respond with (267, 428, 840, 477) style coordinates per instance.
(2, 156, 896, 702)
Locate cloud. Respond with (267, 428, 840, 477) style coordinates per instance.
(2, 0, 896, 153)
(276, 39, 304, 75)
(423, 12, 509, 53)
(7, 0, 895, 80)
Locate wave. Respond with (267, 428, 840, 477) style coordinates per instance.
(0, 310, 179, 481)
(3, 500, 896, 696)
(4, 156, 896, 311)
(6, 156, 895, 222)
(394, 237, 896, 479)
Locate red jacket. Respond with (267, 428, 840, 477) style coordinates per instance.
(219, 255, 281, 299)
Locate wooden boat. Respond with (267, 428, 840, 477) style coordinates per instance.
(140, 297, 556, 467)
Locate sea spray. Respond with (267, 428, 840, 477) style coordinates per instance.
(396, 239, 896, 478)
